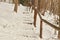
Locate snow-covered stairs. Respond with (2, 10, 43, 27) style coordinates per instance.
(22, 11, 34, 24)
(0, 3, 41, 40)
(0, 13, 40, 40)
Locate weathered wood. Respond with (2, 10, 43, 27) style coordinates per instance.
(34, 8, 37, 27)
(40, 20, 43, 38)
(14, 0, 18, 13)
(34, 0, 38, 27)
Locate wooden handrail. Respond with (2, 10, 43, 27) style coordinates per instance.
(42, 19, 60, 30)
(37, 10, 60, 31)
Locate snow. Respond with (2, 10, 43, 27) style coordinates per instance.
(0, 2, 41, 40)
(0, 2, 59, 40)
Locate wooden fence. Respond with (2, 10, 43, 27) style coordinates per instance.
(0, 0, 60, 39)
(33, 0, 60, 38)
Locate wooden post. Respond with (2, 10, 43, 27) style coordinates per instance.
(40, 20, 43, 38)
(39, 0, 46, 38)
(34, 0, 38, 27)
(34, 8, 37, 27)
(37, 0, 43, 38)
(14, 0, 18, 13)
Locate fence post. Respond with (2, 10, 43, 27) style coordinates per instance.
(14, 0, 18, 13)
(34, 0, 38, 27)
(39, 0, 46, 38)
(34, 8, 37, 27)
(40, 20, 43, 38)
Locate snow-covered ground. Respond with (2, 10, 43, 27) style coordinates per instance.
(0, 2, 59, 40)
(0, 2, 41, 40)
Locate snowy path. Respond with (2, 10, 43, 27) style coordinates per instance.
(0, 2, 41, 40)
(0, 2, 59, 40)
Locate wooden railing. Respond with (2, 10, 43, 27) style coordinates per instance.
(33, 0, 60, 38)
(36, 8, 60, 38)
